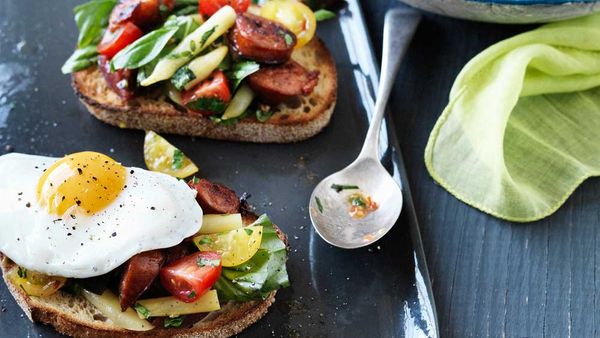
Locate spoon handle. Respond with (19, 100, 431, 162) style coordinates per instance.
(358, 7, 421, 160)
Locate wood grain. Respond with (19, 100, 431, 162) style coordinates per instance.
(364, 1, 600, 336)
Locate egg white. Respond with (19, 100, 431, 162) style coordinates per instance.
(0, 153, 203, 278)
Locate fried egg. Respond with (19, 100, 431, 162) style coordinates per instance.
(0, 152, 202, 278)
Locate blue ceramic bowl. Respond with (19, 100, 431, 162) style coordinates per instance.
(399, 0, 600, 23)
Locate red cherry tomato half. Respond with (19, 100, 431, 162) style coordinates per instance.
(97, 22, 143, 59)
(199, 0, 250, 17)
(159, 251, 222, 303)
(181, 70, 232, 115)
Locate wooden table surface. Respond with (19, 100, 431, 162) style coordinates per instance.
(362, 1, 600, 337)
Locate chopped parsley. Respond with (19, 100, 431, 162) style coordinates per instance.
(172, 149, 184, 169)
(244, 228, 254, 235)
(168, 50, 192, 59)
(134, 303, 151, 319)
(192, 176, 200, 184)
(164, 315, 185, 328)
(200, 26, 217, 48)
(17, 267, 27, 279)
(189, 39, 197, 52)
(331, 184, 360, 193)
(187, 291, 196, 299)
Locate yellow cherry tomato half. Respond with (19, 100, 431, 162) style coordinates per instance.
(7, 267, 66, 297)
(143, 131, 199, 179)
(193, 226, 263, 267)
(260, 1, 316, 49)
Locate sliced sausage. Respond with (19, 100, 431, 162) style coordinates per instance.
(229, 14, 296, 64)
(188, 179, 240, 214)
(110, 0, 173, 30)
(98, 55, 136, 100)
(247, 60, 320, 105)
(119, 250, 166, 311)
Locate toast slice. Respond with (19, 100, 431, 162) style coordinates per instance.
(73, 38, 337, 143)
(0, 215, 287, 338)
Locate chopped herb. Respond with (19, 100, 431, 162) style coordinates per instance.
(164, 316, 185, 328)
(314, 9, 336, 21)
(200, 26, 217, 48)
(17, 267, 27, 279)
(171, 66, 196, 91)
(255, 108, 273, 122)
(349, 195, 367, 207)
(331, 184, 360, 193)
(168, 50, 192, 59)
(198, 237, 212, 245)
(197, 256, 221, 267)
(134, 303, 151, 319)
(244, 228, 254, 235)
(172, 149, 184, 169)
(187, 291, 196, 299)
(283, 33, 294, 47)
(189, 39, 197, 52)
(315, 196, 324, 213)
(186, 97, 227, 113)
(192, 176, 200, 184)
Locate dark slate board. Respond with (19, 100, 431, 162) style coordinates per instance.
(0, 1, 437, 337)
(364, 1, 600, 337)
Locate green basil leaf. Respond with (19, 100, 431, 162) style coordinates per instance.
(314, 9, 337, 22)
(214, 215, 289, 301)
(74, 0, 117, 48)
(228, 61, 260, 90)
(111, 26, 179, 70)
(164, 15, 200, 42)
(61, 45, 98, 74)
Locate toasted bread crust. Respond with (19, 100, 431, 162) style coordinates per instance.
(0, 218, 287, 338)
(73, 38, 337, 143)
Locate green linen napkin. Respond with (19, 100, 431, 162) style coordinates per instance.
(424, 14, 600, 222)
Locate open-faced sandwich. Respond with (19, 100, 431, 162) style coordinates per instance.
(63, 0, 338, 143)
(0, 134, 289, 337)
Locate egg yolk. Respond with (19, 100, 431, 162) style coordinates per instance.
(37, 152, 126, 216)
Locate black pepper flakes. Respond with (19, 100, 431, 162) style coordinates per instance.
(25, 202, 31, 208)
(150, 206, 155, 210)
(111, 232, 117, 237)
(77, 168, 83, 175)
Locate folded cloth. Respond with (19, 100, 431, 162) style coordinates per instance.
(424, 14, 600, 222)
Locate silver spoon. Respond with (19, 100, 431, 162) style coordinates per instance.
(309, 8, 421, 249)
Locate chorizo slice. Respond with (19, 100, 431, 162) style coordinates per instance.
(229, 14, 296, 64)
(188, 179, 240, 214)
(119, 250, 166, 311)
(98, 55, 136, 100)
(247, 60, 319, 105)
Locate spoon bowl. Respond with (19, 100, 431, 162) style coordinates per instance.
(308, 7, 421, 249)
(309, 157, 403, 249)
